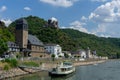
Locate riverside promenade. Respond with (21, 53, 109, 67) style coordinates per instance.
(42, 59, 106, 70)
(0, 59, 106, 79)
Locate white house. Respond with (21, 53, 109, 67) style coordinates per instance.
(44, 44, 63, 58)
(7, 41, 20, 52)
(72, 50, 87, 58)
(80, 50, 87, 58)
(4, 41, 20, 58)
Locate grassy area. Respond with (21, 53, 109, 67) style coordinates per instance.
(0, 61, 10, 70)
(0, 62, 7, 68)
(0, 58, 18, 70)
(21, 61, 39, 67)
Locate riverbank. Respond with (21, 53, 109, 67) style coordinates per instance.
(0, 59, 106, 79)
(0, 68, 28, 79)
(42, 59, 106, 70)
(74, 60, 106, 66)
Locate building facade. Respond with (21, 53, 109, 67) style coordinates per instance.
(7, 41, 20, 53)
(72, 50, 87, 58)
(27, 35, 46, 57)
(44, 44, 62, 58)
(15, 18, 47, 58)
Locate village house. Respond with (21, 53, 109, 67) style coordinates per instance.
(3, 41, 20, 58)
(7, 41, 20, 53)
(71, 47, 99, 60)
(27, 34, 46, 57)
(72, 49, 87, 59)
(44, 44, 63, 58)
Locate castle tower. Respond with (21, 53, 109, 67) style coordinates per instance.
(48, 17, 58, 28)
(15, 18, 28, 49)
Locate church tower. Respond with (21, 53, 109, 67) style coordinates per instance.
(15, 18, 28, 49)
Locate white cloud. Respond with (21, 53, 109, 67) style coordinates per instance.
(81, 16, 87, 21)
(24, 7, 31, 11)
(89, 13, 99, 20)
(91, 0, 108, 2)
(88, 0, 120, 37)
(89, 0, 120, 23)
(69, 21, 88, 33)
(0, 6, 7, 12)
(92, 24, 106, 34)
(1, 19, 12, 26)
(100, 34, 111, 38)
(39, 0, 78, 8)
(61, 20, 89, 33)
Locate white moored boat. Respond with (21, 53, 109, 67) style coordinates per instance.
(49, 62, 75, 77)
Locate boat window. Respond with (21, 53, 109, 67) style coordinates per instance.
(61, 68, 66, 72)
(63, 62, 72, 65)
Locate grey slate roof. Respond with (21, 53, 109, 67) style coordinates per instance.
(28, 35, 43, 46)
(7, 41, 19, 48)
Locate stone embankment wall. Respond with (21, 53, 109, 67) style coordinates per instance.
(0, 68, 27, 79)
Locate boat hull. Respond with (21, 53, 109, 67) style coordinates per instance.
(49, 71, 75, 77)
(49, 68, 75, 77)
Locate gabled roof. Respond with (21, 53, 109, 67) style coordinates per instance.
(28, 34, 43, 46)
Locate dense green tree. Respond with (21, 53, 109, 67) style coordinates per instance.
(0, 21, 14, 56)
(0, 39, 8, 55)
(51, 54, 55, 61)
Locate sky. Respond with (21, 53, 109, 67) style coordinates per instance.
(1, 0, 120, 38)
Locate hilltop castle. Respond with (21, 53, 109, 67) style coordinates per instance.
(47, 17, 58, 28)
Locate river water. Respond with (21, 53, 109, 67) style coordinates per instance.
(10, 60, 120, 80)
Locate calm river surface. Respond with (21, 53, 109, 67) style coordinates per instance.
(10, 60, 120, 80)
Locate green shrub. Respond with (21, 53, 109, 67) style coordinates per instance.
(22, 61, 39, 67)
(5, 58, 10, 63)
(10, 59, 18, 68)
(51, 54, 55, 61)
(4, 58, 18, 68)
(4, 64, 10, 71)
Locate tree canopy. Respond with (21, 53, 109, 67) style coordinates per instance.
(0, 21, 14, 55)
